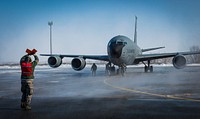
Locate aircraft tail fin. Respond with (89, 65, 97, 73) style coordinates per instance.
(142, 47, 165, 52)
(134, 16, 137, 44)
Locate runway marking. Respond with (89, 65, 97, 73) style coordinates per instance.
(104, 78, 200, 102)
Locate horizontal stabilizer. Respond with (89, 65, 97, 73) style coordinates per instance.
(142, 47, 165, 52)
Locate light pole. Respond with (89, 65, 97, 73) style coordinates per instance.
(48, 21, 53, 55)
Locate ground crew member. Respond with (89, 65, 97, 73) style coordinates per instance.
(105, 62, 111, 75)
(20, 50, 39, 110)
(91, 63, 97, 76)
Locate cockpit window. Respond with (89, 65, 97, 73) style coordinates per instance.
(116, 41, 127, 45)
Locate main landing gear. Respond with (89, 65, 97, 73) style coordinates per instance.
(142, 60, 153, 73)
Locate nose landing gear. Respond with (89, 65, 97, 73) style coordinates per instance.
(106, 62, 116, 76)
(106, 63, 126, 76)
(117, 66, 126, 76)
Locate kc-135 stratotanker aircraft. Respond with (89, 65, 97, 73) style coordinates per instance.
(41, 17, 200, 75)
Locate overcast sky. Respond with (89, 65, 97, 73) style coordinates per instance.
(0, 0, 200, 63)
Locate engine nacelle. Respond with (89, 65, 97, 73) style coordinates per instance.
(48, 56, 62, 68)
(172, 55, 186, 69)
(71, 57, 86, 71)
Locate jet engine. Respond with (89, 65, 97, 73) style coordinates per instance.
(172, 55, 186, 69)
(71, 57, 86, 71)
(48, 56, 62, 68)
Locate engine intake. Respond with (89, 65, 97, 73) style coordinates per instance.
(172, 55, 186, 69)
(71, 57, 86, 71)
(48, 56, 62, 68)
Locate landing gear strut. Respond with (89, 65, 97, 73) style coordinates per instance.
(143, 60, 153, 73)
(117, 65, 126, 76)
(106, 63, 126, 76)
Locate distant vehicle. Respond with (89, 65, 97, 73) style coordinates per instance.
(41, 17, 200, 75)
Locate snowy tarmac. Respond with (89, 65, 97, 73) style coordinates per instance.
(0, 64, 200, 119)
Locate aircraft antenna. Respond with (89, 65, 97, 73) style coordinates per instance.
(134, 16, 137, 44)
(48, 21, 53, 55)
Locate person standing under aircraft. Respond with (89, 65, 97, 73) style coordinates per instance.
(105, 62, 111, 75)
(91, 63, 97, 76)
(20, 49, 39, 110)
(106, 63, 115, 76)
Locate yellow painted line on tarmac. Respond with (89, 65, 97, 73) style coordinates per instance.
(104, 78, 200, 102)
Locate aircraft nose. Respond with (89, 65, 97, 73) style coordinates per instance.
(109, 43, 125, 58)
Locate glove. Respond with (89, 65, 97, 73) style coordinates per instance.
(26, 49, 32, 55)
(31, 49, 37, 55)
(26, 49, 37, 55)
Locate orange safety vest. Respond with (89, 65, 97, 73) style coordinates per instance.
(21, 62, 33, 77)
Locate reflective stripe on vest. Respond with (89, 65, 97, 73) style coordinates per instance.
(21, 62, 33, 77)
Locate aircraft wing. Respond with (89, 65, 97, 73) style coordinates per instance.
(40, 54, 110, 61)
(135, 51, 200, 62)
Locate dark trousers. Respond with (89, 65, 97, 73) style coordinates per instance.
(21, 79, 34, 105)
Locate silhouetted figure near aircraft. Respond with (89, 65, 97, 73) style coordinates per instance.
(105, 62, 111, 75)
(105, 62, 116, 76)
(20, 49, 39, 110)
(91, 63, 97, 76)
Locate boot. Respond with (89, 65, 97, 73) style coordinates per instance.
(25, 104, 31, 110)
(21, 102, 26, 109)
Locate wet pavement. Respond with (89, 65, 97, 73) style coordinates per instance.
(0, 65, 200, 119)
